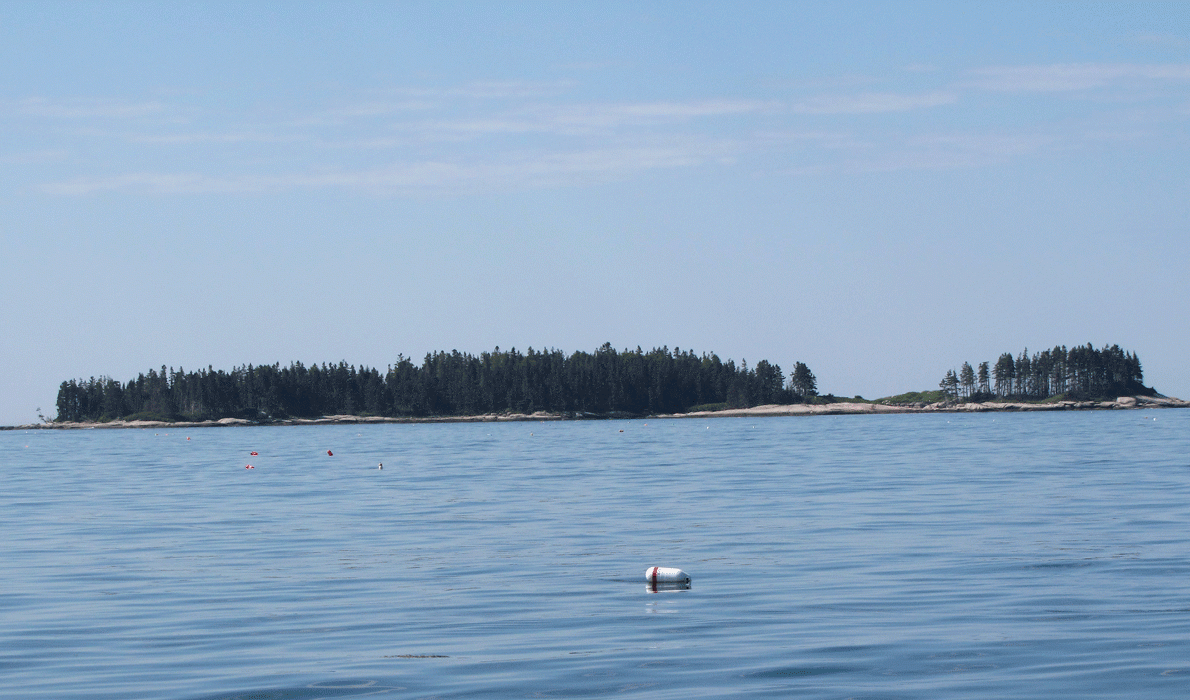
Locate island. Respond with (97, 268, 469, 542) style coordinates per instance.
(5, 342, 1184, 430)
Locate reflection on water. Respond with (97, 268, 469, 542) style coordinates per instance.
(645, 582, 691, 593)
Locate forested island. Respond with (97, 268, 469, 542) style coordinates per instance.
(937, 344, 1148, 401)
(53, 344, 820, 423)
(31, 341, 1182, 429)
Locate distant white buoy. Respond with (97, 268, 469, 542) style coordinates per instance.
(645, 566, 690, 585)
(378, 462, 383, 470)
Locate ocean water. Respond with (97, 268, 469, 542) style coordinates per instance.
(2, 410, 1189, 699)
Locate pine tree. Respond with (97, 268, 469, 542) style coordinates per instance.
(959, 362, 976, 398)
(940, 369, 959, 399)
(790, 362, 817, 399)
(993, 353, 1015, 397)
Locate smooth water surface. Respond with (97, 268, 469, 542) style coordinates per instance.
(2, 410, 1189, 699)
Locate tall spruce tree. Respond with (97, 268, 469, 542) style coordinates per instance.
(959, 362, 976, 398)
(790, 362, 817, 399)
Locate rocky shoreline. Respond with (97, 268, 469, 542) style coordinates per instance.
(0, 411, 569, 431)
(660, 394, 1188, 419)
(4, 395, 1186, 431)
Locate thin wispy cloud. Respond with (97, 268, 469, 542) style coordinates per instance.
(789, 92, 957, 114)
(16, 62, 1190, 198)
(127, 131, 306, 145)
(16, 97, 170, 119)
(754, 130, 869, 151)
(0, 149, 70, 165)
(404, 99, 772, 140)
(38, 136, 740, 197)
(391, 80, 577, 100)
(832, 133, 1054, 174)
(40, 172, 235, 196)
(967, 63, 1190, 93)
(1125, 32, 1190, 49)
(322, 101, 440, 119)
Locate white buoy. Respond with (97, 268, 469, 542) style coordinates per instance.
(645, 566, 690, 585)
(378, 462, 383, 470)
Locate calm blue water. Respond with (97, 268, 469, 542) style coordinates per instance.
(2, 410, 1189, 699)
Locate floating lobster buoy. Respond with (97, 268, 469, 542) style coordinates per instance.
(645, 567, 691, 589)
(245, 464, 254, 469)
(327, 450, 333, 456)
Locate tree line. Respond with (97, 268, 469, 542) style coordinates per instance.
(940, 343, 1147, 401)
(55, 344, 820, 423)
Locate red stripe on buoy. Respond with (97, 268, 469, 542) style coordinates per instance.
(651, 567, 658, 585)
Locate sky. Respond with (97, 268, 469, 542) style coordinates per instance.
(1, 1, 1188, 424)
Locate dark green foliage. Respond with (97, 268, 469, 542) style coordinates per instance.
(789, 361, 817, 399)
(939, 369, 959, 399)
(54, 345, 812, 422)
(942, 343, 1148, 401)
(959, 362, 976, 397)
(993, 353, 1015, 396)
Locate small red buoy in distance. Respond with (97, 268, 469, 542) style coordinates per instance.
(245, 464, 254, 469)
(250, 451, 258, 456)
(327, 450, 333, 456)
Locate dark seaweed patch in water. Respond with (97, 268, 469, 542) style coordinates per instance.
(198, 680, 404, 700)
(1024, 560, 1095, 570)
(746, 665, 855, 678)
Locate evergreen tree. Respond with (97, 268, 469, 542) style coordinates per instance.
(940, 369, 959, 399)
(753, 360, 784, 406)
(789, 362, 817, 399)
(1016, 351, 1031, 397)
(959, 362, 976, 398)
(993, 353, 1015, 397)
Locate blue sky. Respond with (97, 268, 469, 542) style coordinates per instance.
(2, 2, 1188, 424)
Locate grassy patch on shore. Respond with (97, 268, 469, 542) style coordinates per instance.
(815, 394, 872, 404)
(877, 390, 947, 405)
